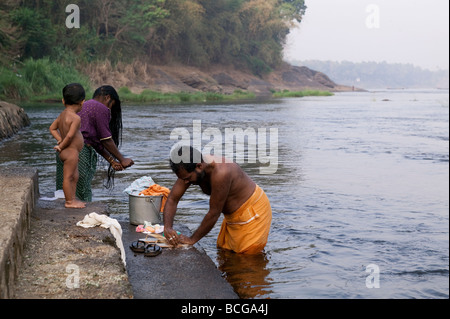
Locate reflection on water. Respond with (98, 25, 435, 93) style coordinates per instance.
(1, 90, 448, 298)
(217, 249, 272, 299)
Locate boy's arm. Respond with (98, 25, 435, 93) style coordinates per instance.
(58, 117, 81, 151)
(49, 118, 62, 143)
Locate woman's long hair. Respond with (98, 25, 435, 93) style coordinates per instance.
(93, 85, 122, 189)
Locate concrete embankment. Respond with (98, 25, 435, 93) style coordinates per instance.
(11, 193, 133, 299)
(121, 222, 237, 299)
(0, 168, 38, 298)
(0, 168, 237, 299)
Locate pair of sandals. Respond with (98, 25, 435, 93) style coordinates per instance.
(129, 240, 162, 257)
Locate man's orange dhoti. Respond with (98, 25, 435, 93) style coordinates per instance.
(217, 185, 272, 254)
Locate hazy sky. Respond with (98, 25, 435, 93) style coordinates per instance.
(284, 0, 449, 70)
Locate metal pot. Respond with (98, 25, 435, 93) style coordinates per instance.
(128, 194, 162, 225)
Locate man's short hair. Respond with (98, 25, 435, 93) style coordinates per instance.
(169, 144, 203, 173)
(63, 83, 85, 105)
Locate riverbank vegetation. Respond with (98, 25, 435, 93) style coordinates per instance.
(0, 0, 339, 102)
(0, 57, 332, 103)
(0, 58, 92, 100)
(117, 87, 256, 103)
(1, 0, 305, 73)
(0, 58, 331, 102)
(272, 89, 333, 98)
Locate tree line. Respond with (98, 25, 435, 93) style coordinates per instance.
(0, 0, 306, 76)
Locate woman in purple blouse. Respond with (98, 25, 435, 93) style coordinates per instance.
(56, 85, 134, 201)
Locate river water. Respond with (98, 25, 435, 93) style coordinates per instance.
(1, 89, 448, 299)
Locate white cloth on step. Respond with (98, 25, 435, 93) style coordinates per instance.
(76, 212, 126, 266)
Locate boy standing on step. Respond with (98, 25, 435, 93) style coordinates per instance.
(50, 83, 86, 208)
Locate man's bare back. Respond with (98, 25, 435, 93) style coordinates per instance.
(196, 157, 256, 214)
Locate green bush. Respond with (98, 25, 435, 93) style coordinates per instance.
(22, 58, 91, 97)
(272, 90, 334, 98)
(117, 87, 257, 104)
(0, 66, 32, 100)
(0, 58, 92, 100)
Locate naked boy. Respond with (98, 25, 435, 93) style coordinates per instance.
(50, 83, 86, 208)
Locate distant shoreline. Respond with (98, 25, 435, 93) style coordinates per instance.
(13, 89, 336, 106)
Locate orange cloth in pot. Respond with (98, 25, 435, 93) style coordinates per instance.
(217, 185, 272, 254)
(139, 184, 171, 212)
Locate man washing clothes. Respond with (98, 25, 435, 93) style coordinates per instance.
(163, 145, 272, 254)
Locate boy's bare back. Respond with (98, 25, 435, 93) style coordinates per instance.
(50, 109, 84, 153)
